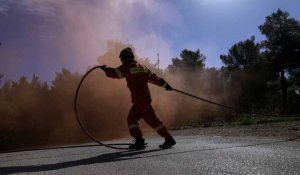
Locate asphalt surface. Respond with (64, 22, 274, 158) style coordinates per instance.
(0, 135, 299, 175)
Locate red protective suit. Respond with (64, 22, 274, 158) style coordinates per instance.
(103, 61, 171, 139)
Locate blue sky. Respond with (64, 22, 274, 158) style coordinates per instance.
(0, 0, 300, 82)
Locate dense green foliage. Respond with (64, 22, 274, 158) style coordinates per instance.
(168, 49, 206, 72)
(259, 9, 300, 113)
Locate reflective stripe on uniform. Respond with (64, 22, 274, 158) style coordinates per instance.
(130, 67, 150, 74)
(128, 124, 139, 129)
(154, 124, 165, 131)
(115, 68, 123, 79)
(162, 82, 168, 88)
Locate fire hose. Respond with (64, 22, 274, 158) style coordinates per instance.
(74, 66, 130, 150)
(172, 89, 280, 117)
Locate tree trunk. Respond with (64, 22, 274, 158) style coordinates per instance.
(280, 69, 287, 114)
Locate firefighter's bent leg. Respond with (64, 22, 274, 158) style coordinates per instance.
(138, 104, 171, 138)
(127, 105, 143, 139)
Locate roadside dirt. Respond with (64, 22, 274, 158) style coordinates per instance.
(171, 120, 300, 141)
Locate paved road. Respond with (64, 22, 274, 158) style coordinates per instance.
(0, 135, 299, 175)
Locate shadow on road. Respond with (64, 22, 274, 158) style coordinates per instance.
(0, 143, 131, 154)
(0, 136, 298, 174)
(0, 149, 163, 174)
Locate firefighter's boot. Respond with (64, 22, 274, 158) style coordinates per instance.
(129, 138, 146, 150)
(159, 136, 176, 149)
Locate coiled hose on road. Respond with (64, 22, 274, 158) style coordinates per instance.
(74, 66, 130, 150)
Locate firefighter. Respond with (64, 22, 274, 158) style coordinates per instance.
(100, 47, 176, 150)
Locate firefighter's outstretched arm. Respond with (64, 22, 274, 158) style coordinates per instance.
(99, 65, 108, 70)
(100, 65, 124, 79)
(148, 72, 173, 91)
(159, 78, 173, 91)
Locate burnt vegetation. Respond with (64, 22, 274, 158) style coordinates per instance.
(1, 9, 300, 151)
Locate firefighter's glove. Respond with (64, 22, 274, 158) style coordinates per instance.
(100, 65, 108, 71)
(165, 84, 173, 91)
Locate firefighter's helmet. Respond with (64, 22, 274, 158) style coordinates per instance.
(119, 47, 134, 63)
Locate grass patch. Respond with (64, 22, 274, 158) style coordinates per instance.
(234, 114, 300, 126)
(174, 114, 300, 130)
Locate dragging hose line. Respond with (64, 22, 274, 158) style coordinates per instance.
(172, 88, 280, 117)
(74, 66, 129, 150)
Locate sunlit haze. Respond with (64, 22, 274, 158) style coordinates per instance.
(0, 0, 299, 82)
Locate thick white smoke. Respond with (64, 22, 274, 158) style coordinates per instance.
(0, 0, 180, 81)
